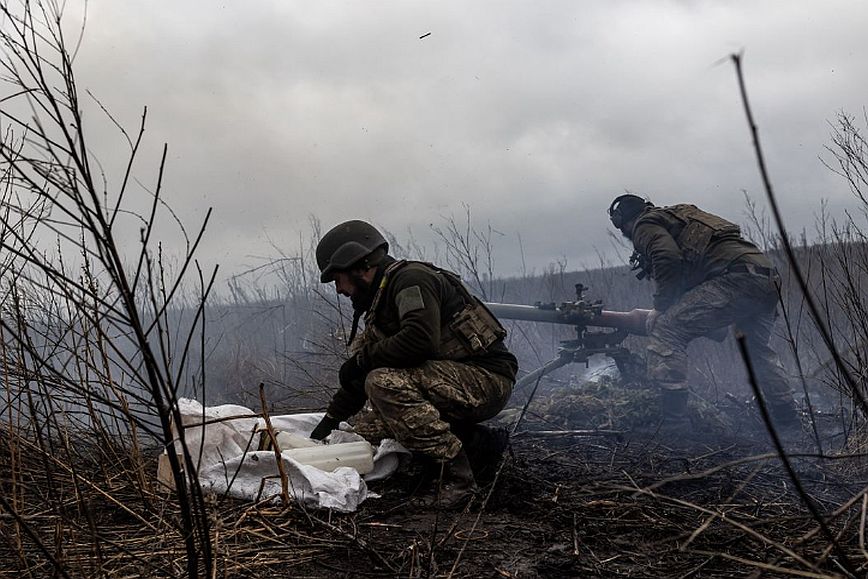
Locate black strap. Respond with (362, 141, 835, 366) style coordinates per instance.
(363, 260, 408, 328)
(727, 263, 775, 277)
(347, 309, 364, 345)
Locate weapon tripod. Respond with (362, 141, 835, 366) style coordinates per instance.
(493, 284, 647, 391)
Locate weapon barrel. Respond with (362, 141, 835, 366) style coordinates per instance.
(485, 303, 651, 336)
(485, 303, 572, 324)
(593, 309, 650, 336)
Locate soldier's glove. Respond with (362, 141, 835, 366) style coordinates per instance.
(339, 354, 368, 389)
(310, 414, 341, 440)
(645, 309, 660, 335)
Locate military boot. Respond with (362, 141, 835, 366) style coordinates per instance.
(427, 449, 478, 509)
(660, 389, 691, 435)
(453, 423, 510, 484)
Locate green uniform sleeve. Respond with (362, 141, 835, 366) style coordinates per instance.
(326, 380, 367, 422)
(632, 219, 684, 311)
(359, 268, 443, 369)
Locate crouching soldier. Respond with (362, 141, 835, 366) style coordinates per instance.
(310, 220, 518, 507)
(607, 194, 799, 433)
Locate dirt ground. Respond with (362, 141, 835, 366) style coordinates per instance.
(240, 414, 867, 579)
(4, 382, 867, 578)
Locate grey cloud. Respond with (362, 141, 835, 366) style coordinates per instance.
(45, 0, 868, 284)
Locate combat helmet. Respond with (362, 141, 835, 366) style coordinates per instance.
(608, 194, 652, 229)
(316, 220, 389, 282)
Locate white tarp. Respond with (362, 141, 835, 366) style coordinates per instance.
(169, 398, 410, 512)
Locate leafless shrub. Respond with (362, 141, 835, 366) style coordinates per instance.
(0, 3, 216, 576)
(430, 203, 503, 301)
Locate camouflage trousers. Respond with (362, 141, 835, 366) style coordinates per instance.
(353, 360, 513, 461)
(647, 271, 794, 408)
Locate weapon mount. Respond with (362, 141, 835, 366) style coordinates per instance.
(485, 284, 650, 389)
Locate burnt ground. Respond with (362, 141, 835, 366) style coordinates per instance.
(275, 424, 867, 579)
(4, 390, 868, 578)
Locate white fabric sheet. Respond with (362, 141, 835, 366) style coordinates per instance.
(169, 398, 410, 512)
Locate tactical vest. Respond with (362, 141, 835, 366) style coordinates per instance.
(635, 204, 744, 283)
(355, 260, 507, 361)
(666, 204, 741, 262)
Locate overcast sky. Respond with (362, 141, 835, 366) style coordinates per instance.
(63, 1, 868, 287)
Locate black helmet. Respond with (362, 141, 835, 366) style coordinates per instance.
(608, 194, 651, 229)
(316, 220, 389, 282)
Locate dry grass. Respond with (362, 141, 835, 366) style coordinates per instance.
(5, 414, 868, 578)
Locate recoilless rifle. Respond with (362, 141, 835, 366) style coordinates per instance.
(485, 284, 651, 390)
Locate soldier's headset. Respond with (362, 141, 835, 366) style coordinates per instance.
(608, 194, 652, 229)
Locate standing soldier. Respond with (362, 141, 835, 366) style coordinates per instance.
(310, 220, 517, 507)
(607, 194, 799, 432)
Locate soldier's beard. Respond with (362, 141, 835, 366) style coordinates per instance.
(349, 274, 375, 312)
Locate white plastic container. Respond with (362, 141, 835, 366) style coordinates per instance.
(273, 431, 320, 450)
(285, 441, 374, 474)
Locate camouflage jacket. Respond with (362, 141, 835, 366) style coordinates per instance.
(327, 257, 518, 421)
(631, 204, 771, 311)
